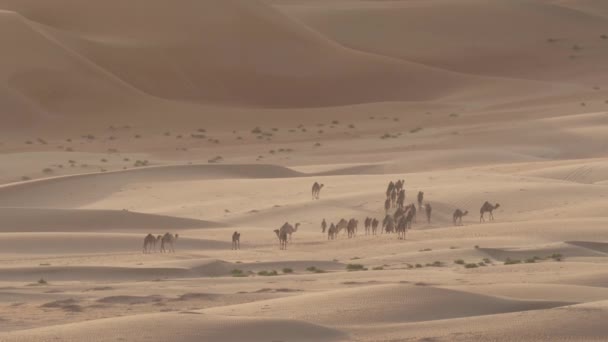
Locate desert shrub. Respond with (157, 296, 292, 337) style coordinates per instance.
(257, 270, 278, 277)
(372, 266, 384, 271)
(282, 268, 293, 274)
(427, 261, 443, 267)
(231, 269, 246, 277)
(504, 258, 521, 265)
(415, 264, 423, 268)
(38, 278, 48, 285)
(454, 259, 465, 265)
(482, 258, 491, 264)
(100, 158, 108, 163)
(305, 266, 325, 273)
(21, 176, 31, 181)
(465, 263, 478, 269)
(346, 264, 366, 271)
(549, 253, 563, 261)
(208, 156, 223, 164)
(410, 127, 423, 133)
(42, 168, 53, 174)
(251, 127, 262, 134)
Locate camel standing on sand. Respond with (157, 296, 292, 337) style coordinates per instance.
(384, 198, 391, 213)
(364, 217, 372, 235)
(327, 223, 337, 240)
(160, 233, 179, 253)
(274, 229, 288, 249)
(371, 218, 379, 235)
(453, 209, 468, 226)
(143, 234, 156, 254)
(425, 203, 432, 224)
(312, 182, 324, 200)
(386, 181, 395, 198)
(417, 191, 424, 210)
(396, 216, 409, 240)
(397, 190, 406, 209)
(336, 219, 348, 236)
(383, 215, 395, 234)
(390, 189, 397, 208)
(232, 231, 240, 250)
(347, 219, 358, 238)
(321, 219, 327, 233)
(280, 222, 300, 241)
(480, 202, 500, 222)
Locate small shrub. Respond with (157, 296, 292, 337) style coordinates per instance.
(38, 278, 48, 285)
(134, 134, 142, 139)
(482, 258, 491, 264)
(428, 261, 443, 267)
(504, 258, 521, 265)
(372, 266, 384, 271)
(100, 158, 108, 163)
(257, 270, 278, 277)
(231, 269, 246, 277)
(410, 127, 423, 133)
(282, 268, 293, 274)
(454, 259, 465, 265)
(346, 264, 366, 271)
(465, 263, 478, 269)
(251, 127, 262, 134)
(306, 266, 325, 273)
(549, 253, 563, 261)
(415, 264, 423, 268)
(42, 168, 53, 174)
(525, 258, 536, 264)
(419, 248, 432, 252)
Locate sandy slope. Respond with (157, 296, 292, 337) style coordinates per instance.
(2, 0, 608, 341)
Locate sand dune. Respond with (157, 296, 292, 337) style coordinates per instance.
(0, 208, 222, 232)
(2, 1, 608, 341)
(275, 0, 608, 85)
(209, 284, 571, 325)
(0, 313, 347, 342)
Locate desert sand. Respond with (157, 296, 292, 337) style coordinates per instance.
(1, 0, 608, 341)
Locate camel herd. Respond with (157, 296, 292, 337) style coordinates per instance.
(142, 233, 178, 253)
(142, 179, 501, 253)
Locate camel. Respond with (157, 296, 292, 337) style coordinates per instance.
(396, 216, 409, 240)
(383, 215, 395, 234)
(364, 217, 372, 235)
(274, 229, 288, 250)
(409, 203, 417, 223)
(395, 179, 404, 192)
(384, 198, 391, 213)
(328, 223, 337, 240)
(397, 190, 405, 209)
(347, 219, 358, 238)
(280, 222, 300, 241)
(321, 219, 327, 233)
(393, 206, 406, 223)
(160, 233, 179, 253)
(312, 182, 324, 200)
(371, 218, 379, 235)
(143, 234, 156, 254)
(480, 202, 500, 222)
(425, 203, 432, 224)
(336, 219, 348, 236)
(453, 209, 468, 226)
(417, 191, 424, 210)
(155, 235, 162, 251)
(390, 189, 397, 208)
(386, 181, 395, 198)
(232, 231, 240, 250)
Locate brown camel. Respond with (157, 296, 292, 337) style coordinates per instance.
(347, 219, 358, 238)
(321, 219, 327, 233)
(453, 209, 468, 226)
(274, 229, 288, 249)
(371, 218, 379, 235)
(160, 233, 179, 253)
(336, 219, 348, 236)
(327, 223, 337, 240)
(312, 182, 324, 200)
(384, 198, 391, 213)
(364, 217, 372, 235)
(425, 203, 432, 224)
(280, 222, 300, 242)
(386, 181, 395, 198)
(383, 215, 395, 234)
(232, 231, 240, 250)
(143, 234, 156, 254)
(417, 191, 424, 210)
(480, 202, 500, 222)
(397, 190, 406, 209)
